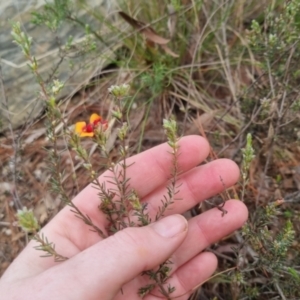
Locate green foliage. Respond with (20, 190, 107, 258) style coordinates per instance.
(241, 133, 255, 177)
(240, 133, 255, 202)
(170, 0, 182, 12)
(11, 22, 33, 58)
(31, 0, 71, 31)
(141, 62, 169, 95)
(238, 201, 297, 299)
(250, 1, 300, 56)
(33, 233, 68, 262)
(16, 207, 39, 233)
(248, 0, 300, 99)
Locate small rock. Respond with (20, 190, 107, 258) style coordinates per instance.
(4, 228, 12, 236)
(0, 182, 12, 193)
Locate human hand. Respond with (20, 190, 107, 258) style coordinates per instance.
(0, 135, 248, 300)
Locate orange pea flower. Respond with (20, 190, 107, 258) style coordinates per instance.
(75, 113, 108, 137)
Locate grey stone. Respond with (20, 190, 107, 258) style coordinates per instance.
(0, 0, 120, 131)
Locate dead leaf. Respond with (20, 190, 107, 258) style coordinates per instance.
(143, 28, 171, 45)
(194, 110, 219, 128)
(119, 11, 170, 45)
(161, 44, 179, 58)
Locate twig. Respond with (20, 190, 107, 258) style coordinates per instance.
(0, 60, 22, 209)
(275, 282, 287, 300)
(0, 221, 11, 227)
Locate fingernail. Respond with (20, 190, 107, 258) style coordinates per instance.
(151, 215, 188, 238)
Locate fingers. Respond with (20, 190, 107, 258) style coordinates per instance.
(170, 252, 217, 300)
(143, 158, 240, 218)
(148, 252, 217, 300)
(43, 135, 209, 252)
(32, 139, 237, 268)
(69, 135, 209, 216)
(22, 215, 189, 300)
(172, 200, 248, 268)
(101, 135, 210, 198)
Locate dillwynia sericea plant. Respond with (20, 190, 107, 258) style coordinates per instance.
(12, 22, 183, 298)
(17, 85, 182, 298)
(70, 84, 182, 298)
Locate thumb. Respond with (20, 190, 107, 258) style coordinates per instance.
(49, 214, 188, 299)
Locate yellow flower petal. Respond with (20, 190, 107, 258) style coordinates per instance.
(75, 121, 94, 137)
(75, 121, 86, 134)
(90, 113, 101, 124)
(79, 132, 94, 137)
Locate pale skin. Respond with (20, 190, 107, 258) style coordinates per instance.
(0, 135, 248, 300)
